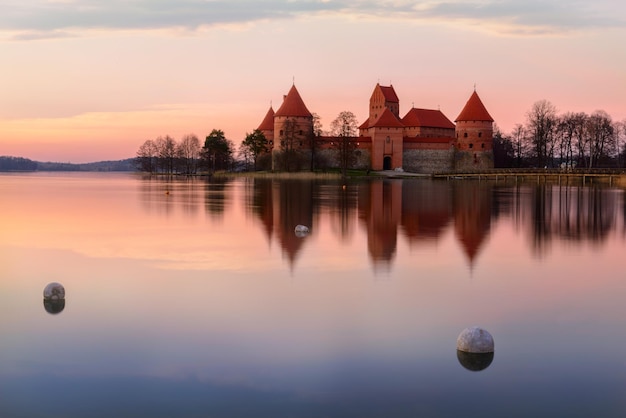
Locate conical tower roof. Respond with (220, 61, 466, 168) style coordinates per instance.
(455, 91, 494, 122)
(275, 84, 312, 118)
(257, 106, 275, 131)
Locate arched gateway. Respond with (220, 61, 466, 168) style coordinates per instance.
(383, 156, 392, 170)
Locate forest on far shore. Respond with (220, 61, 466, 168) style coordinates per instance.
(0, 156, 134, 172)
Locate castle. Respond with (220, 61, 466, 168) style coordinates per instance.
(257, 83, 494, 173)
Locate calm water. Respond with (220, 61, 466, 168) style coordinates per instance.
(1, 172, 625, 418)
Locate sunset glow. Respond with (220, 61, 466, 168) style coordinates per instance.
(1, 1, 625, 163)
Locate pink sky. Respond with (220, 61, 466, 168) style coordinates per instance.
(1, 1, 625, 163)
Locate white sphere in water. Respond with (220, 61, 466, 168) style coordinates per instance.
(294, 225, 309, 237)
(294, 225, 309, 233)
(43, 282, 65, 301)
(456, 326, 494, 353)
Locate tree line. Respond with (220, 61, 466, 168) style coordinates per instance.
(136, 130, 235, 174)
(493, 100, 626, 169)
(136, 102, 626, 174)
(135, 110, 360, 174)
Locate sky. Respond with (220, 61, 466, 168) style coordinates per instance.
(1, 0, 625, 163)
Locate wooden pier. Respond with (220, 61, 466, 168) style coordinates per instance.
(432, 169, 626, 187)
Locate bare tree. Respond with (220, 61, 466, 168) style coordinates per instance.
(525, 100, 558, 167)
(492, 125, 515, 167)
(177, 134, 201, 174)
(155, 135, 177, 174)
(511, 124, 526, 167)
(557, 113, 586, 169)
(586, 110, 614, 168)
(310, 112, 323, 171)
(330, 111, 359, 178)
(570, 113, 589, 167)
(616, 119, 626, 168)
(312, 112, 324, 137)
(135, 139, 158, 173)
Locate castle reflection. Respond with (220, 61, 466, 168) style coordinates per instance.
(139, 177, 625, 270)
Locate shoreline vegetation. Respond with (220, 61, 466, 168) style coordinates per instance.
(2, 155, 625, 186)
(0, 156, 135, 172)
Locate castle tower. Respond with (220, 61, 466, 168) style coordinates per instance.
(368, 83, 400, 127)
(272, 84, 314, 170)
(369, 107, 405, 170)
(454, 90, 494, 171)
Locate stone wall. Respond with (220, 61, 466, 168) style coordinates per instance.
(402, 149, 455, 173)
(315, 148, 371, 171)
(454, 150, 494, 171)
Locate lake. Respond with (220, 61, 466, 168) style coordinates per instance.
(1, 172, 625, 417)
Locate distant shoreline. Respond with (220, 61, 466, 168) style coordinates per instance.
(0, 156, 135, 172)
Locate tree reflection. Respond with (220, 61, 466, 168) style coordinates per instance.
(204, 178, 233, 219)
(138, 175, 206, 218)
(138, 176, 624, 271)
(315, 182, 359, 243)
(528, 185, 618, 253)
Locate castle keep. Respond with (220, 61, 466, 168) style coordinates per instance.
(257, 83, 494, 173)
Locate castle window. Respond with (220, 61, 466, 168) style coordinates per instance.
(478, 132, 482, 138)
(299, 130, 303, 135)
(464, 132, 468, 138)
(280, 130, 284, 136)
(481, 143, 485, 148)
(469, 143, 474, 149)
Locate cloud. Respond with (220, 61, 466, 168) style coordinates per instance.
(2, 0, 624, 40)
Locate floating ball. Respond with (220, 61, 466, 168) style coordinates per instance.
(294, 224, 310, 237)
(43, 282, 65, 301)
(456, 350, 494, 372)
(44, 299, 65, 315)
(456, 326, 494, 353)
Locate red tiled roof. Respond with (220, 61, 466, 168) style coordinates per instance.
(257, 106, 275, 131)
(455, 91, 494, 122)
(379, 84, 399, 103)
(274, 84, 312, 117)
(359, 119, 370, 130)
(371, 107, 404, 128)
(402, 108, 455, 129)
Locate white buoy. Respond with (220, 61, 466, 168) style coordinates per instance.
(294, 225, 309, 237)
(43, 282, 65, 301)
(456, 326, 494, 353)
